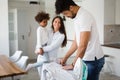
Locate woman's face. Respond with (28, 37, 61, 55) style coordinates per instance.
(53, 18, 61, 32)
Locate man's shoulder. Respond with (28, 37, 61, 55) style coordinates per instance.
(77, 7, 91, 17)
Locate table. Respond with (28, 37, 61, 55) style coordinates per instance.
(0, 55, 26, 80)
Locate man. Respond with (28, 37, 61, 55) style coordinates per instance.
(55, 0, 105, 80)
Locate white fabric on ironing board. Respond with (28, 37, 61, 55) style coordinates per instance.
(41, 62, 75, 80)
(41, 58, 87, 80)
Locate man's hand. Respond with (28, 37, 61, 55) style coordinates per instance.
(62, 64, 74, 70)
(59, 58, 67, 66)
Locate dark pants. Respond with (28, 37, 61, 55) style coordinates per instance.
(83, 57, 105, 80)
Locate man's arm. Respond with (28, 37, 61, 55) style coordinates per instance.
(72, 31, 90, 65)
(63, 31, 90, 70)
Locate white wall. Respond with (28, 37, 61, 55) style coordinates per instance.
(0, 0, 9, 56)
(104, 0, 120, 25)
(104, 0, 116, 25)
(44, 0, 56, 28)
(115, 0, 120, 24)
(9, 1, 45, 59)
(81, 0, 104, 44)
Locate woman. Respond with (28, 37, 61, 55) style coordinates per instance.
(36, 16, 67, 79)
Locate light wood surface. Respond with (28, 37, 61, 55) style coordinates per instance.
(0, 55, 26, 78)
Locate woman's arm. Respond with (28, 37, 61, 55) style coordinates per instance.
(42, 34, 65, 52)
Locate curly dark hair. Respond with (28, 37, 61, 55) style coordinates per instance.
(35, 11, 50, 23)
(51, 16, 67, 47)
(55, 0, 77, 14)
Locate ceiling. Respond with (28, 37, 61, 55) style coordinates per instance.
(11, 0, 40, 1)
(9, 0, 82, 2)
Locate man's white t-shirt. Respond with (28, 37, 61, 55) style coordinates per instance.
(73, 7, 104, 61)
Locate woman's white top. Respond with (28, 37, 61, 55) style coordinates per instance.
(73, 7, 104, 61)
(43, 31, 65, 61)
(36, 26, 48, 49)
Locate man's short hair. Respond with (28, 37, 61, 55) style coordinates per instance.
(55, 0, 77, 14)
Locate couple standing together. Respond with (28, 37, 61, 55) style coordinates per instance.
(26, 0, 105, 80)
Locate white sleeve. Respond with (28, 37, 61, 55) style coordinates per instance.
(78, 13, 93, 32)
(36, 28, 42, 49)
(43, 34, 65, 52)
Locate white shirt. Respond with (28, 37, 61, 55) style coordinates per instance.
(36, 26, 48, 49)
(43, 31, 65, 61)
(73, 7, 104, 61)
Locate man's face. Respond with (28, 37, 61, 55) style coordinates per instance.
(62, 5, 76, 19)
